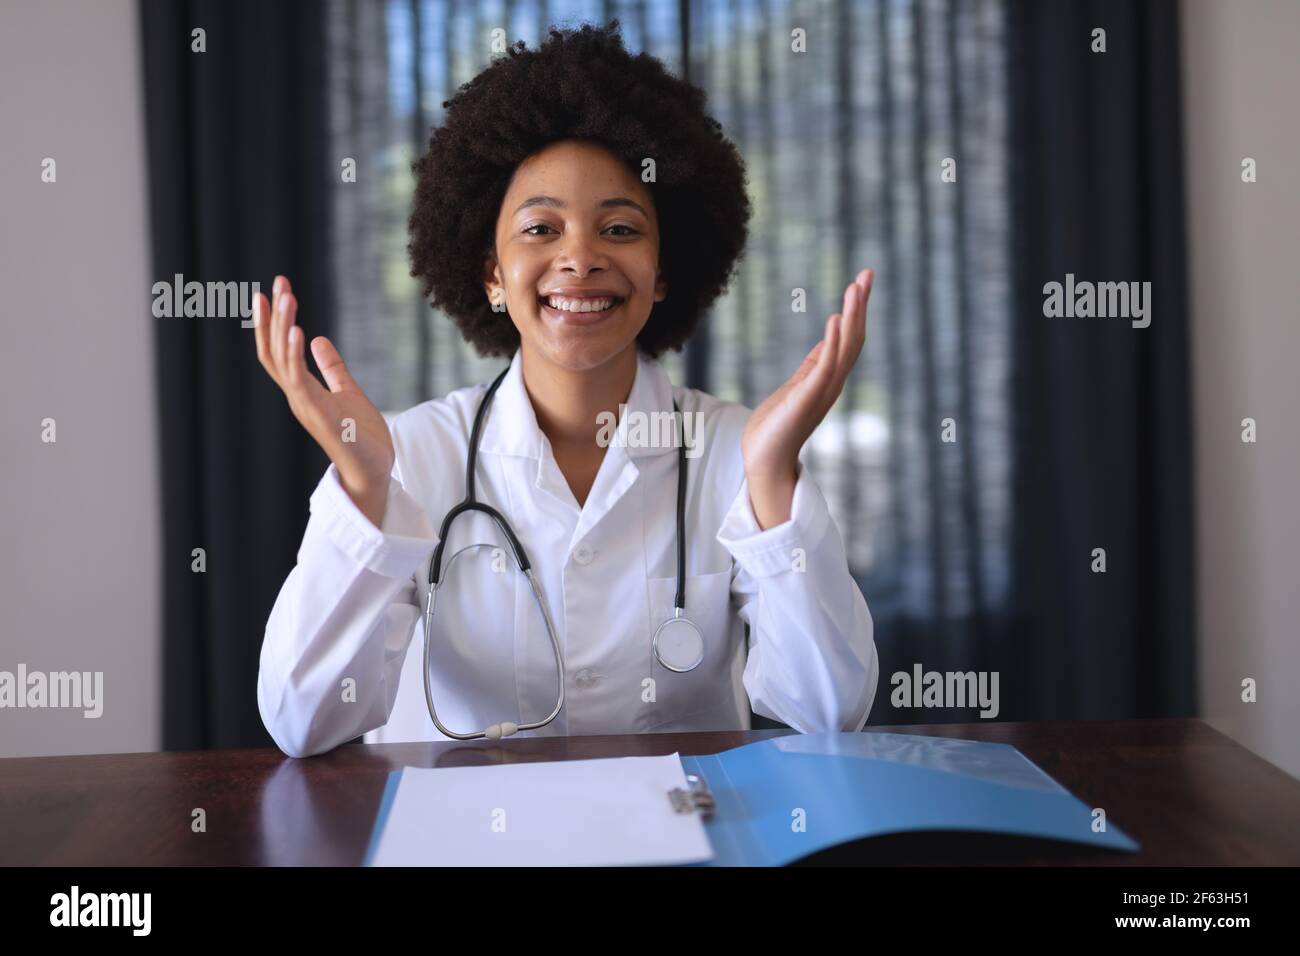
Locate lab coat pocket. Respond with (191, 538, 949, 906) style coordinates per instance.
(642, 568, 739, 732)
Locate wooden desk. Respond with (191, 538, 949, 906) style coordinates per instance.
(2, 718, 1298, 865)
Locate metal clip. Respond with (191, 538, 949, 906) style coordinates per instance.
(667, 772, 716, 819)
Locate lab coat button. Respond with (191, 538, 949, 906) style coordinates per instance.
(573, 544, 594, 566)
(575, 668, 593, 687)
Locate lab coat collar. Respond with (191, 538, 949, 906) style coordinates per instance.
(475, 348, 679, 462)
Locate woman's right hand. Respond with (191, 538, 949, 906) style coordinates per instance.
(254, 275, 395, 526)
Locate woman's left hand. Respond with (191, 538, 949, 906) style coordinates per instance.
(741, 268, 873, 527)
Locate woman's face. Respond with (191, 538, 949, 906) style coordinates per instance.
(485, 138, 667, 373)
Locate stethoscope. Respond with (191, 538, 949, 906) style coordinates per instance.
(422, 363, 703, 740)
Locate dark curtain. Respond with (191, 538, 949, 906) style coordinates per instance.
(141, 0, 335, 750)
(996, 0, 1197, 721)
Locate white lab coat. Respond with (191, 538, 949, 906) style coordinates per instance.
(257, 348, 878, 757)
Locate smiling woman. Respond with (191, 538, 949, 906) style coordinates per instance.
(253, 19, 880, 755)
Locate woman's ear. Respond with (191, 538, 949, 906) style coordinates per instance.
(483, 256, 506, 311)
(654, 267, 667, 303)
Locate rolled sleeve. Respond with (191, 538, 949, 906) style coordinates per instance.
(715, 460, 878, 733)
(715, 461, 831, 576)
(309, 463, 439, 580)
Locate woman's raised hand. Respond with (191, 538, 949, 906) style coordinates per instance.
(254, 276, 395, 524)
(741, 268, 873, 483)
(738, 268, 873, 529)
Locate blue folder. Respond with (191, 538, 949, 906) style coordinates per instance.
(364, 731, 1139, 865)
(679, 732, 1139, 865)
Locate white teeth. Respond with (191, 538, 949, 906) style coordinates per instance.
(543, 296, 616, 313)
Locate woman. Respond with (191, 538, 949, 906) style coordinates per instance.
(255, 22, 877, 757)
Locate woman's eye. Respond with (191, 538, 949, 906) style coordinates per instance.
(521, 223, 639, 237)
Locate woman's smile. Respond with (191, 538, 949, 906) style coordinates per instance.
(538, 293, 627, 326)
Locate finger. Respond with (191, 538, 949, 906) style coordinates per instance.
(849, 271, 873, 365)
(253, 293, 276, 380)
(818, 285, 854, 400)
(802, 311, 840, 403)
(269, 281, 285, 371)
(286, 324, 305, 390)
(822, 310, 840, 365)
(270, 275, 283, 339)
(837, 282, 860, 370)
(270, 275, 291, 357)
(832, 278, 869, 397)
(271, 274, 289, 317)
(271, 291, 296, 378)
(854, 268, 874, 342)
(310, 336, 358, 394)
(286, 324, 329, 397)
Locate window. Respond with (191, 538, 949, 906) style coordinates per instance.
(327, 0, 1011, 619)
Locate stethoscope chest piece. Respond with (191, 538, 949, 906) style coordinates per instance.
(653, 614, 705, 673)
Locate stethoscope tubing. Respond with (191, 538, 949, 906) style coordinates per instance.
(422, 361, 693, 739)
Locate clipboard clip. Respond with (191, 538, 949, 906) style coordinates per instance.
(668, 772, 716, 820)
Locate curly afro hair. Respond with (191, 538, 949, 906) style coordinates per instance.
(408, 20, 752, 359)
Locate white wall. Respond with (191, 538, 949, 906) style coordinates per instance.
(0, 0, 160, 757)
(1183, 0, 1300, 779)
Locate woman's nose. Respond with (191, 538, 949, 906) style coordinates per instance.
(555, 230, 608, 275)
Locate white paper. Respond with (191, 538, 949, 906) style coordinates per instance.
(367, 753, 715, 866)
